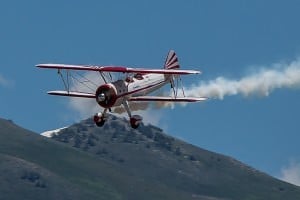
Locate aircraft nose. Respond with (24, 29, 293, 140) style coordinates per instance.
(97, 93, 106, 102)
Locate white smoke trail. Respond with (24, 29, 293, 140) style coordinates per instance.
(184, 59, 300, 100)
(280, 160, 300, 186)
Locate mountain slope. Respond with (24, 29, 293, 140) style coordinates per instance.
(0, 118, 124, 200)
(1, 116, 300, 200)
(47, 115, 300, 200)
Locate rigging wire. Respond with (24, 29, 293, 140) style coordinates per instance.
(74, 71, 98, 87)
(179, 76, 186, 97)
(58, 69, 69, 92)
(99, 71, 107, 84)
(57, 69, 100, 93)
(70, 72, 95, 92)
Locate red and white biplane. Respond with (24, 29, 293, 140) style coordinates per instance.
(37, 50, 206, 128)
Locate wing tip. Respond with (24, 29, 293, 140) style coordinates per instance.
(36, 64, 43, 68)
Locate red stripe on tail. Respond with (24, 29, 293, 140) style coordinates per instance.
(164, 50, 180, 69)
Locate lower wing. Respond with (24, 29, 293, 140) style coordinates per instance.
(46, 91, 207, 102)
(47, 90, 96, 98)
(128, 96, 207, 102)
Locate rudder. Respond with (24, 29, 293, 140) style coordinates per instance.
(164, 50, 180, 69)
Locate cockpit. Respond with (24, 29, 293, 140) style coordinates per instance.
(125, 73, 144, 83)
(134, 73, 144, 80)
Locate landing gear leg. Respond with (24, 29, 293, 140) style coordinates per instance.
(122, 100, 142, 129)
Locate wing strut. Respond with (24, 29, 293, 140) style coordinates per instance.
(179, 76, 186, 97)
(99, 72, 107, 84)
(170, 74, 187, 99)
(58, 69, 70, 92)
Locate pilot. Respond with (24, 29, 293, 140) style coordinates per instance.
(125, 76, 134, 83)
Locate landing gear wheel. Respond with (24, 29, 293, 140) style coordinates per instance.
(130, 115, 142, 129)
(96, 120, 105, 127)
(94, 113, 106, 127)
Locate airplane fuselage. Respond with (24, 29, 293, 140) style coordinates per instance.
(95, 73, 170, 108)
(128, 74, 169, 97)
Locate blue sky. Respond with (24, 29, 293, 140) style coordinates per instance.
(1, 1, 300, 184)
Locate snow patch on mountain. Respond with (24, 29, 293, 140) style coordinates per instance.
(41, 127, 67, 138)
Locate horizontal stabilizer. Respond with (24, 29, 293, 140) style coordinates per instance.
(47, 91, 95, 98)
(128, 96, 207, 102)
(36, 64, 201, 75)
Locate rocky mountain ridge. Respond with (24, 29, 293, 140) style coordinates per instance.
(1, 116, 300, 200)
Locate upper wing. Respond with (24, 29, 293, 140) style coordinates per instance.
(128, 96, 207, 102)
(36, 64, 201, 75)
(47, 90, 96, 98)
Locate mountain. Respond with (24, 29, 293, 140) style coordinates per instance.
(1, 116, 300, 200)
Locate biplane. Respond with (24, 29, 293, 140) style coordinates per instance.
(37, 50, 207, 128)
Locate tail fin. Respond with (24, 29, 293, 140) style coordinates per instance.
(164, 50, 180, 69)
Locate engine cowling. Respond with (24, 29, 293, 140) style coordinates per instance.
(95, 84, 118, 108)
